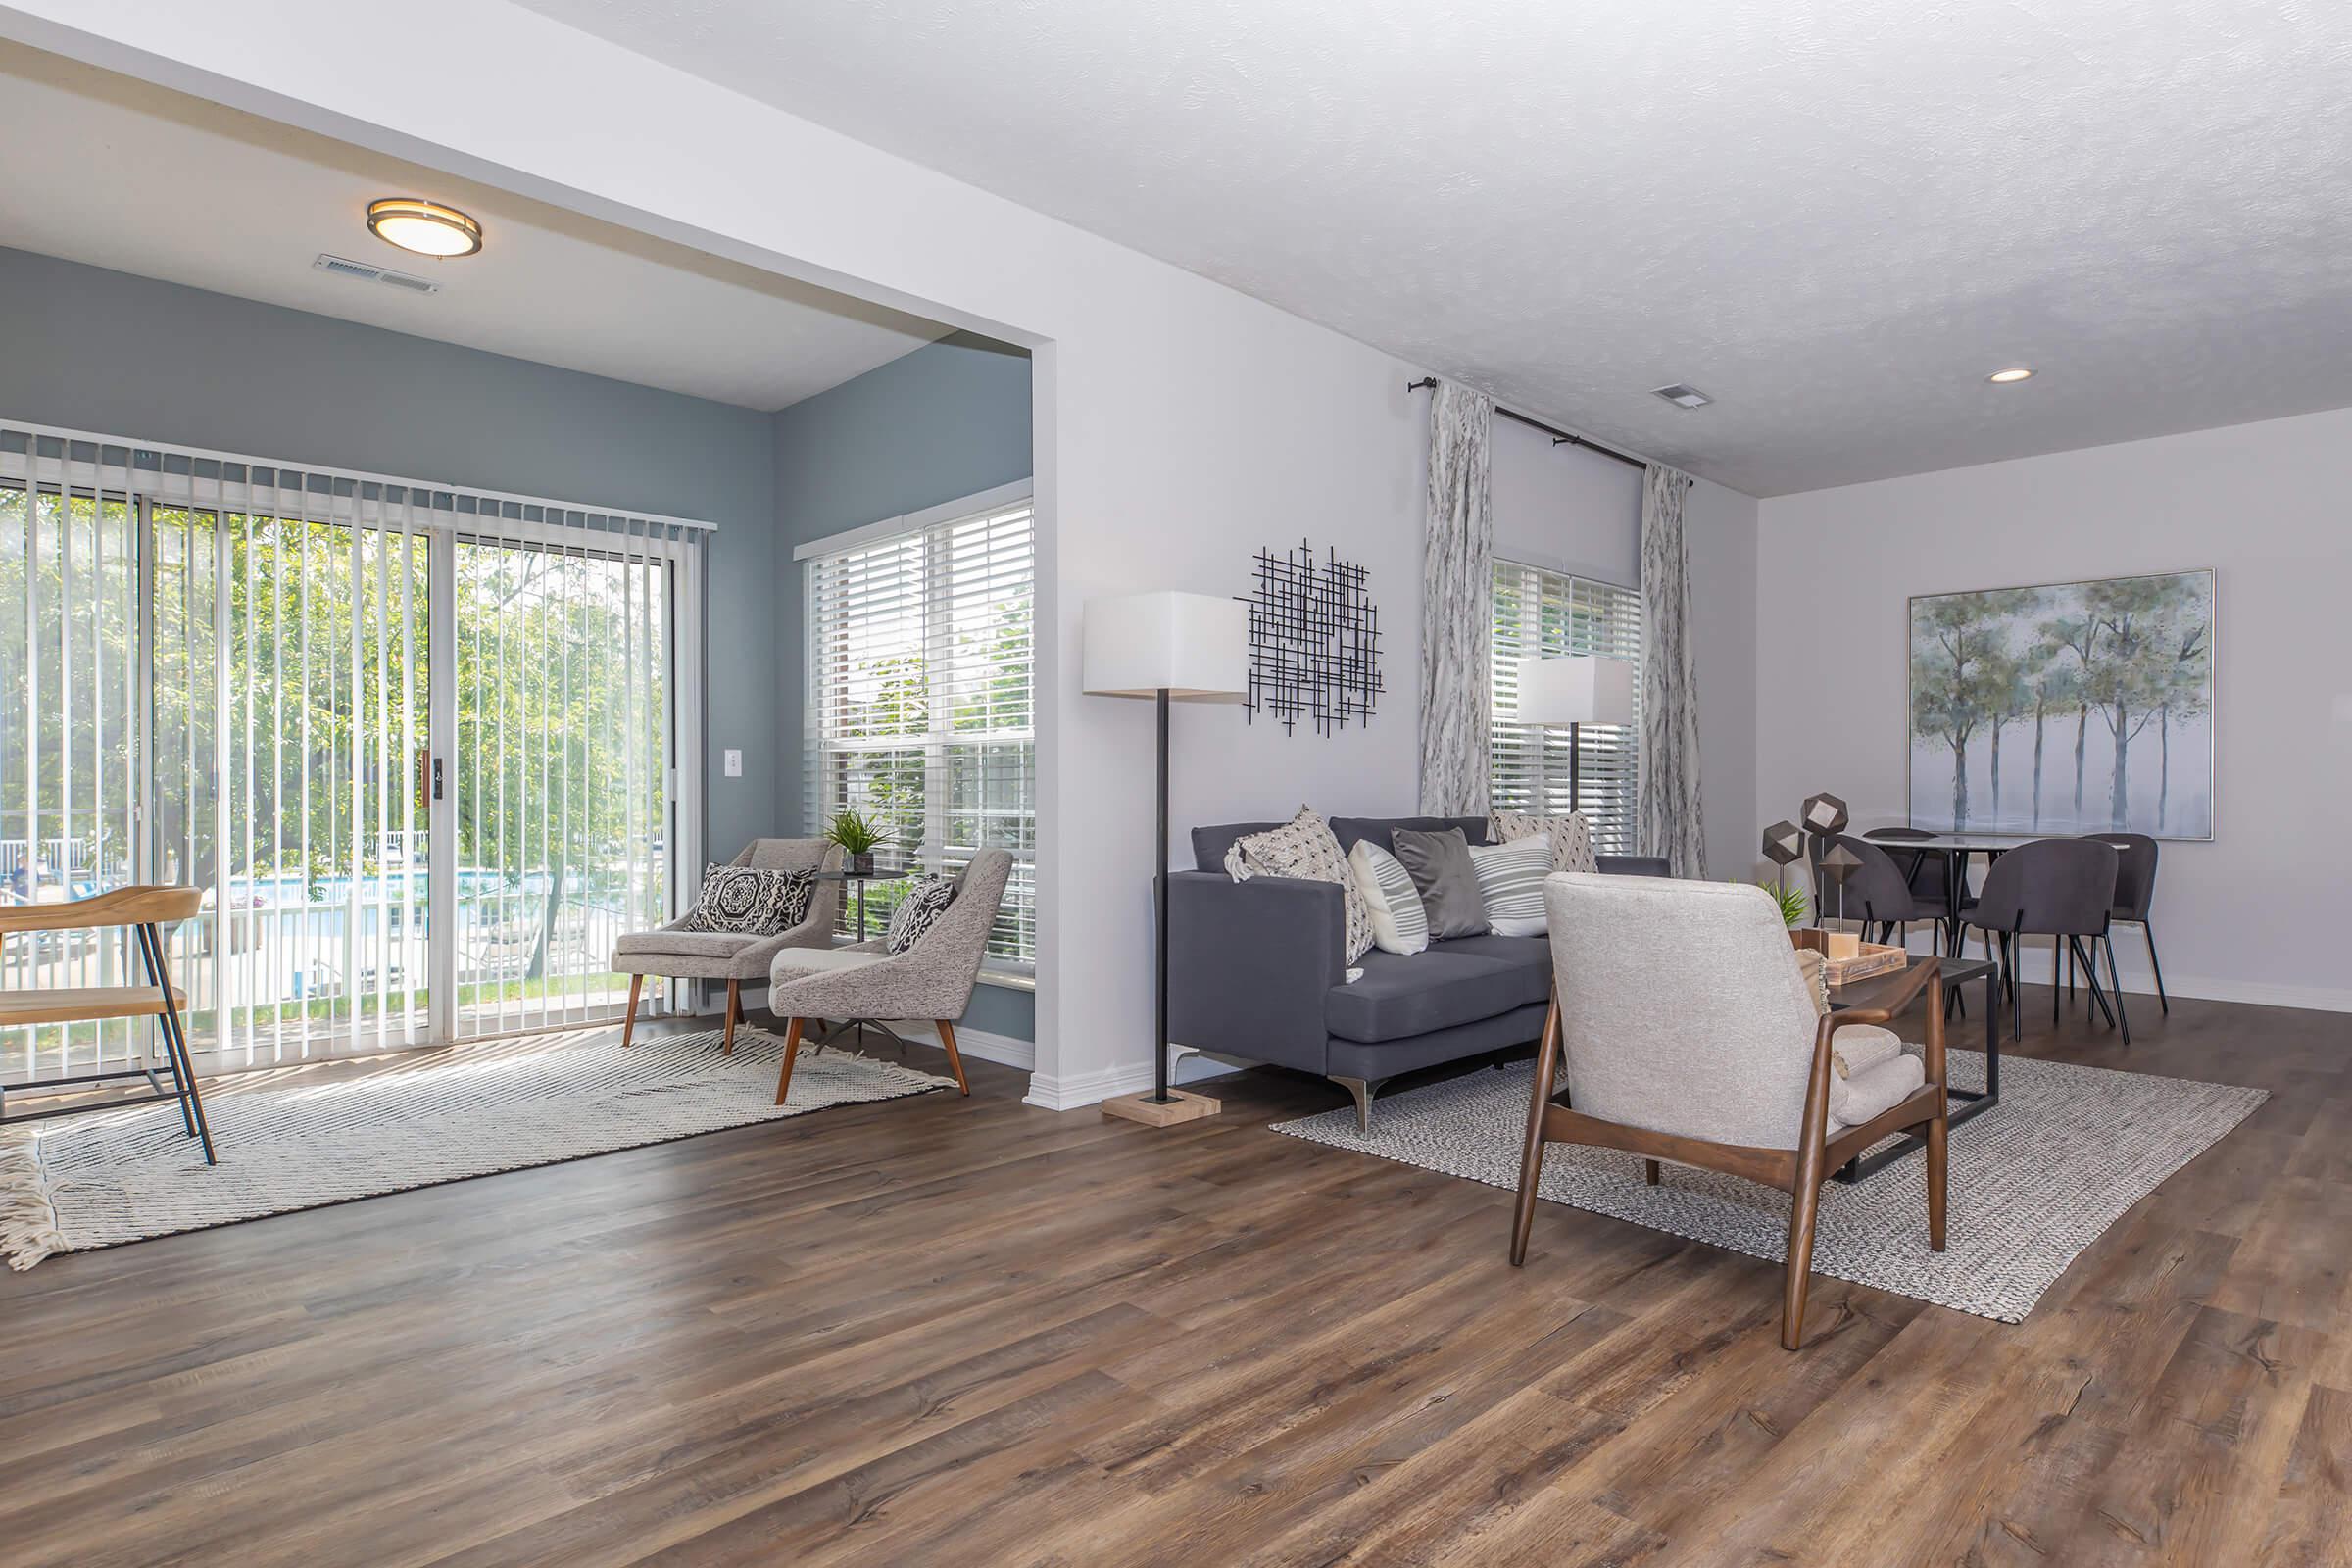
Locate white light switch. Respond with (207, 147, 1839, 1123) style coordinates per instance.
(723, 749, 744, 778)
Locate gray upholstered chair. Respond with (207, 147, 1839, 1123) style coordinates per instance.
(612, 838, 844, 1055)
(764, 849, 1014, 1104)
(1510, 873, 1950, 1350)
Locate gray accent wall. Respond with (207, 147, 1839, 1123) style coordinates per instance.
(0, 245, 780, 865)
(771, 331, 1035, 1039)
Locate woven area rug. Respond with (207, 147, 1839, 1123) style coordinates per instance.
(1273, 1051, 2265, 1323)
(0, 1026, 951, 1270)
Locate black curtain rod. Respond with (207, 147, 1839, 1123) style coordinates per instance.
(1405, 377, 1650, 473)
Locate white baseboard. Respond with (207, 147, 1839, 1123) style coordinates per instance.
(894, 1020, 1035, 1072)
(1021, 1052, 1240, 1113)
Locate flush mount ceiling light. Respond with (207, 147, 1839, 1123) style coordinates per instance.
(366, 198, 482, 259)
(1986, 367, 2035, 384)
(1650, 383, 1712, 409)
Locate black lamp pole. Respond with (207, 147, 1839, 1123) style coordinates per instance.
(1567, 721, 1583, 813)
(1150, 686, 1173, 1104)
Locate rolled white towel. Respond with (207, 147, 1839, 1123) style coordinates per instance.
(1829, 1023, 1904, 1080)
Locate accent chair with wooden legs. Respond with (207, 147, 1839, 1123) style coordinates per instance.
(610, 838, 843, 1054)
(1509, 874, 1951, 1351)
(764, 849, 1014, 1106)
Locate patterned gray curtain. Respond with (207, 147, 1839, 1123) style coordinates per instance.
(1639, 464, 1707, 875)
(1419, 380, 1494, 814)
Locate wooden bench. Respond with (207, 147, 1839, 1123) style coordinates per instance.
(0, 886, 216, 1163)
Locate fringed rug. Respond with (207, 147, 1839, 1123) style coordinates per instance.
(1273, 1051, 2265, 1323)
(1, 1026, 951, 1270)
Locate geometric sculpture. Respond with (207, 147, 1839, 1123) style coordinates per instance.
(1801, 791, 1849, 838)
(1818, 840, 1863, 925)
(1761, 820, 1804, 865)
(1242, 539, 1382, 736)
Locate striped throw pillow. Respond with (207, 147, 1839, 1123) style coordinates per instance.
(1466, 836, 1553, 937)
(1346, 840, 1429, 956)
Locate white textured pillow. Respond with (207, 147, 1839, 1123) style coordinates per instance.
(1222, 806, 1373, 963)
(1466, 836, 1553, 937)
(1491, 808, 1600, 876)
(1346, 840, 1429, 956)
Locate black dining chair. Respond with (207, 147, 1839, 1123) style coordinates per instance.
(1865, 826, 1952, 919)
(1964, 837, 2128, 1044)
(1827, 835, 1949, 952)
(2086, 833, 2167, 1015)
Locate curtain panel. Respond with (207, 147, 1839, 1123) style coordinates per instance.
(1638, 464, 1706, 876)
(1418, 380, 1494, 815)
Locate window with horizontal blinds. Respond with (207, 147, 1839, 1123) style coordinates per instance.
(806, 494, 1035, 967)
(1490, 560, 1642, 854)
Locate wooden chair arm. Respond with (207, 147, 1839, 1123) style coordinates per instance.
(0, 885, 203, 934)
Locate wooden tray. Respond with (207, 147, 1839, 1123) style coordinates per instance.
(1788, 929, 1911, 986)
(1822, 944, 1908, 985)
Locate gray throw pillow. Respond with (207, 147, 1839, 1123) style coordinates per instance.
(1389, 827, 1490, 940)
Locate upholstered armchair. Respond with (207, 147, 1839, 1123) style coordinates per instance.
(612, 837, 843, 1054)
(1511, 873, 1950, 1350)
(764, 849, 1014, 1104)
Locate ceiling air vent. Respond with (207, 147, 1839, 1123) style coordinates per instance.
(314, 253, 441, 295)
(1650, 383, 1712, 409)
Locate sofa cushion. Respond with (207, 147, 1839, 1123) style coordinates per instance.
(1325, 948, 1529, 1043)
(1330, 815, 1490, 856)
(1422, 933, 1553, 1006)
(615, 929, 757, 961)
(1347, 840, 1429, 956)
(1192, 821, 1287, 873)
(1491, 808, 1600, 876)
(1390, 827, 1490, 940)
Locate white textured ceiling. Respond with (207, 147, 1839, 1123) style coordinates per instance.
(0, 41, 951, 413)
(513, 0, 2352, 494)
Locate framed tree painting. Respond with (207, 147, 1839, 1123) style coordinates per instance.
(1908, 569, 2213, 839)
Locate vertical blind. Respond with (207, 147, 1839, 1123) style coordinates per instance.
(2, 420, 704, 1081)
(806, 493, 1035, 966)
(1490, 559, 1642, 853)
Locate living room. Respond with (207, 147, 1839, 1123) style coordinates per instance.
(3, 4, 2346, 1564)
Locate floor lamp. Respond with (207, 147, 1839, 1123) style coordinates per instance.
(1512, 655, 1636, 813)
(1083, 591, 1249, 1128)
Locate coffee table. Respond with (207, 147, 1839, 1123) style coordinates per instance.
(1828, 953, 1999, 1184)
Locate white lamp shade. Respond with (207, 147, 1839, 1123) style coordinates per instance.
(1513, 655, 1634, 726)
(1083, 591, 1249, 700)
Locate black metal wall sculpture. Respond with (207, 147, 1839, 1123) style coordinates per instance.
(1243, 539, 1382, 736)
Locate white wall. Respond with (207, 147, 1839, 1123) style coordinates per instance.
(5, 0, 1432, 1109)
(1757, 407, 2352, 1011)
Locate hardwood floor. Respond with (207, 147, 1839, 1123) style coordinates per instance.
(2, 990, 2345, 1565)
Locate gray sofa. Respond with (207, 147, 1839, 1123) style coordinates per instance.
(1169, 814, 1668, 1129)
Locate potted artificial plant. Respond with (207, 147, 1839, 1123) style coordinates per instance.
(825, 809, 893, 875)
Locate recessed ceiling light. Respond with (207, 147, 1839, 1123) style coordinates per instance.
(1651, 383, 1712, 409)
(1986, 367, 2034, 384)
(366, 198, 482, 259)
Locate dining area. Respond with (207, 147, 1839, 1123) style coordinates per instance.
(1792, 798, 2166, 1048)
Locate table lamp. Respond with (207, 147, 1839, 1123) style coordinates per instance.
(1512, 656, 1636, 810)
(1083, 591, 1249, 1127)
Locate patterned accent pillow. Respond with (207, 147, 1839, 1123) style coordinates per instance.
(676, 864, 815, 935)
(1466, 836, 1553, 937)
(1223, 806, 1372, 963)
(885, 873, 957, 955)
(1491, 808, 1600, 876)
(1346, 840, 1429, 956)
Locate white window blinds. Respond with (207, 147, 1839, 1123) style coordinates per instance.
(1490, 560, 1642, 854)
(806, 493, 1035, 967)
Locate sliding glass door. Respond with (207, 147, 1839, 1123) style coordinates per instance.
(448, 529, 673, 1041)
(3, 427, 701, 1082)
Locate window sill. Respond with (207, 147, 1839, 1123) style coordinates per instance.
(977, 967, 1037, 994)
